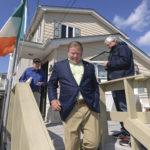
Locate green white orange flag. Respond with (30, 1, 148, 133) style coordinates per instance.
(0, 0, 26, 56)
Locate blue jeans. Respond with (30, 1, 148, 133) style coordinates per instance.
(112, 90, 130, 136)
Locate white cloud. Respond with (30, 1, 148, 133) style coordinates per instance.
(137, 31, 150, 46)
(113, 0, 150, 31)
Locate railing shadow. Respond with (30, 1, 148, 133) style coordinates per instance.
(46, 122, 65, 150)
(47, 130, 65, 150)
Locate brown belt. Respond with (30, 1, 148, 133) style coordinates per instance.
(75, 100, 86, 105)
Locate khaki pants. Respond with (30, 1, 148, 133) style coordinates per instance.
(63, 104, 101, 150)
(33, 91, 41, 108)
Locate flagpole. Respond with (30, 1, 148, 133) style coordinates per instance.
(0, 1, 27, 149)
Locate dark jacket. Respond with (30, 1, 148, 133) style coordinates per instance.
(107, 42, 135, 80)
(48, 59, 100, 121)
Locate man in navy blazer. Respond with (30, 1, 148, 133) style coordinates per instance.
(48, 41, 100, 150)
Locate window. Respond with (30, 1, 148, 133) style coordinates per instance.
(134, 64, 140, 75)
(75, 28, 81, 37)
(90, 52, 108, 83)
(68, 27, 73, 38)
(54, 22, 61, 38)
(61, 25, 67, 38)
(94, 63, 107, 83)
(0, 74, 6, 88)
(36, 23, 41, 42)
(1, 75, 6, 79)
(54, 22, 80, 39)
(134, 64, 144, 94)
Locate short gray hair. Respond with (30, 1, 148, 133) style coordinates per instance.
(68, 41, 83, 51)
(105, 36, 117, 43)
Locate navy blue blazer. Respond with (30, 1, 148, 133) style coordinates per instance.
(48, 59, 100, 121)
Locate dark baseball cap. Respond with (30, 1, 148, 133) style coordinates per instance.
(33, 58, 41, 63)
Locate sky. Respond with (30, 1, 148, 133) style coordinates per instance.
(0, 0, 150, 73)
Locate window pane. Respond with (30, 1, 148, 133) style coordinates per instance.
(37, 24, 41, 41)
(54, 22, 59, 28)
(55, 30, 59, 37)
(75, 28, 80, 37)
(138, 88, 145, 93)
(54, 22, 61, 38)
(1, 75, 6, 79)
(61, 25, 66, 38)
(68, 27, 73, 38)
(98, 65, 107, 78)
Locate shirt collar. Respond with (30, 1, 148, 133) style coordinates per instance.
(68, 58, 82, 65)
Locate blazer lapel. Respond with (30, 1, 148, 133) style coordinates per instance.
(80, 60, 88, 85)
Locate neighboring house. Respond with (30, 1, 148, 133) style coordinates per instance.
(0, 73, 7, 116)
(13, 6, 150, 122)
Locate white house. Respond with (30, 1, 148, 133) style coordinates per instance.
(13, 6, 150, 122)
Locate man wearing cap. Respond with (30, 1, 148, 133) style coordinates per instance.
(19, 58, 47, 108)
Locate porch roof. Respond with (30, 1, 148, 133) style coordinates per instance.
(18, 34, 111, 61)
(17, 34, 150, 65)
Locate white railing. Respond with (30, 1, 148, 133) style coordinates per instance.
(5, 83, 55, 150)
(99, 74, 150, 150)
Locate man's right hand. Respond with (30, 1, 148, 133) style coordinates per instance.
(103, 61, 108, 69)
(51, 99, 61, 111)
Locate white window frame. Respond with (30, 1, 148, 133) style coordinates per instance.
(61, 24, 74, 38)
(36, 23, 41, 42)
(54, 22, 80, 38)
(90, 61, 107, 83)
(54, 22, 61, 38)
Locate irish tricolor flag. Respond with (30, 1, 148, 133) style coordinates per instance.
(0, 0, 26, 56)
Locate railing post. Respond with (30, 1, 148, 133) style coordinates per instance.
(99, 85, 108, 150)
(124, 79, 141, 150)
(124, 79, 137, 118)
(130, 136, 143, 150)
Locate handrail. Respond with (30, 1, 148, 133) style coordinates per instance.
(5, 83, 55, 150)
(99, 74, 150, 150)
